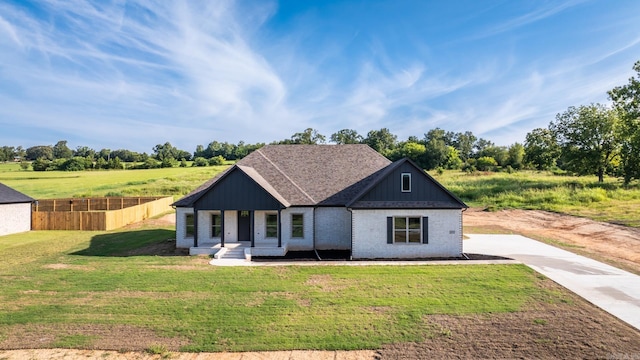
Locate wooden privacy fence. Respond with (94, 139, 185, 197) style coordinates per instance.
(32, 196, 174, 231)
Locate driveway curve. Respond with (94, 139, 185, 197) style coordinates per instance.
(465, 234, 640, 331)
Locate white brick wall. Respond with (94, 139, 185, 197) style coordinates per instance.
(0, 203, 31, 236)
(175, 207, 193, 248)
(315, 207, 351, 250)
(351, 209, 463, 259)
(281, 207, 314, 251)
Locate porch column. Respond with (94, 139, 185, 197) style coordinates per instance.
(250, 210, 255, 248)
(193, 210, 199, 248)
(220, 210, 225, 247)
(277, 208, 282, 248)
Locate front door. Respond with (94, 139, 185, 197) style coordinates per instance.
(238, 210, 251, 241)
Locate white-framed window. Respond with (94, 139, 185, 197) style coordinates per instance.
(401, 173, 411, 192)
(211, 213, 221, 238)
(291, 214, 304, 238)
(266, 213, 278, 238)
(394, 216, 421, 243)
(185, 213, 195, 238)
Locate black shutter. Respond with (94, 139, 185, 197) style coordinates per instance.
(422, 217, 429, 244)
(387, 217, 393, 244)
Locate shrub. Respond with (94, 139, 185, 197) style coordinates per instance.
(61, 157, 89, 171)
(192, 157, 209, 167)
(160, 157, 176, 168)
(209, 155, 226, 166)
(179, 158, 188, 167)
(476, 156, 498, 171)
(31, 158, 51, 171)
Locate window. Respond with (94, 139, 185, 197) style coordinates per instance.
(211, 213, 221, 238)
(401, 173, 411, 192)
(393, 216, 421, 243)
(266, 214, 278, 238)
(291, 214, 304, 238)
(185, 213, 195, 238)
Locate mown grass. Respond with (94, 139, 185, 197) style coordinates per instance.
(0, 163, 223, 199)
(0, 227, 564, 352)
(432, 170, 640, 227)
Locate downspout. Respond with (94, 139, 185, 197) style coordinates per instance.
(347, 207, 353, 261)
(461, 207, 468, 259)
(313, 207, 321, 261)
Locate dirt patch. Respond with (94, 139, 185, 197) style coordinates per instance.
(378, 280, 640, 359)
(464, 208, 640, 274)
(123, 239, 188, 257)
(122, 213, 175, 230)
(0, 324, 189, 352)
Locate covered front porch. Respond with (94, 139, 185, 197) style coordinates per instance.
(187, 209, 288, 257)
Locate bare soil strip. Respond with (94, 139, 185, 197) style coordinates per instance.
(464, 208, 640, 274)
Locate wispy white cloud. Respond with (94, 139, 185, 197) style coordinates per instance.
(0, 0, 639, 151)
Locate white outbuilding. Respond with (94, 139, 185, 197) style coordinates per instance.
(0, 183, 34, 236)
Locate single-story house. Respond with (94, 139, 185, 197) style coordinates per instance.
(0, 183, 34, 236)
(173, 144, 467, 259)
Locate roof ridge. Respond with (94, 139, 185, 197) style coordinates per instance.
(255, 148, 316, 203)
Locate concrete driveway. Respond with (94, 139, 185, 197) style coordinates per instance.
(465, 234, 640, 332)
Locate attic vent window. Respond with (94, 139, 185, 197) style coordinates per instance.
(401, 173, 411, 192)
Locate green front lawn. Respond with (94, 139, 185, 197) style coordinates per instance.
(0, 227, 568, 352)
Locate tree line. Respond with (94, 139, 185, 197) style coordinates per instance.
(2, 60, 638, 183)
(524, 60, 640, 184)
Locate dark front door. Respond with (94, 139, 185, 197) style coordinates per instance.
(238, 210, 251, 241)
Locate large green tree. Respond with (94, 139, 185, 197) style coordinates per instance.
(25, 145, 54, 161)
(330, 129, 363, 144)
(422, 129, 449, 170)
(290, 128, 326, 144)
(609, 60, 640, 184)
(524, 128, 559, 170)
(53, 140, 73, 159)
(363, 128, 397, 154)
(550, 104, 619, 182)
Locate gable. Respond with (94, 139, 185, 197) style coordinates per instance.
(174, 144, 391, 208)
(348, 160, 467, 209)
(193, 167, 284, 211)
(0, 183, 34, 204)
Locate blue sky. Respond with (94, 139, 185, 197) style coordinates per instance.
(1, 0, 639, 153)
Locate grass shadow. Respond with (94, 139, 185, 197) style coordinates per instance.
(72, 229, 187, 257)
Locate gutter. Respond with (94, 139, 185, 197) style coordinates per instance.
(347, 207, 353, 261)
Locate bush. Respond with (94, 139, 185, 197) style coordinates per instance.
(61, 157, 89, 171)
(180, 158, 188, 167)
(160, 157, 176, 168)
(209, 155, 226, 166)
(192, 157, 209, 167)
(476, 156, 498, 171)
(31, 158, 51, 171)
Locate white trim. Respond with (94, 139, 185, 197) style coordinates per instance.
(291, 213, 304, 238)
(401, 173, 411, 192)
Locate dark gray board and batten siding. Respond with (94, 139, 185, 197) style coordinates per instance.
(352, 161, 466, 209)
(193, 168, 283, 211)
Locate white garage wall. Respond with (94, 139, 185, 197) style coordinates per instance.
(0, 203, 31, 236)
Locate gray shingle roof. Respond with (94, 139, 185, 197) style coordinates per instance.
(0, 183, 34, 204)
(174, 144, 391, 207)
